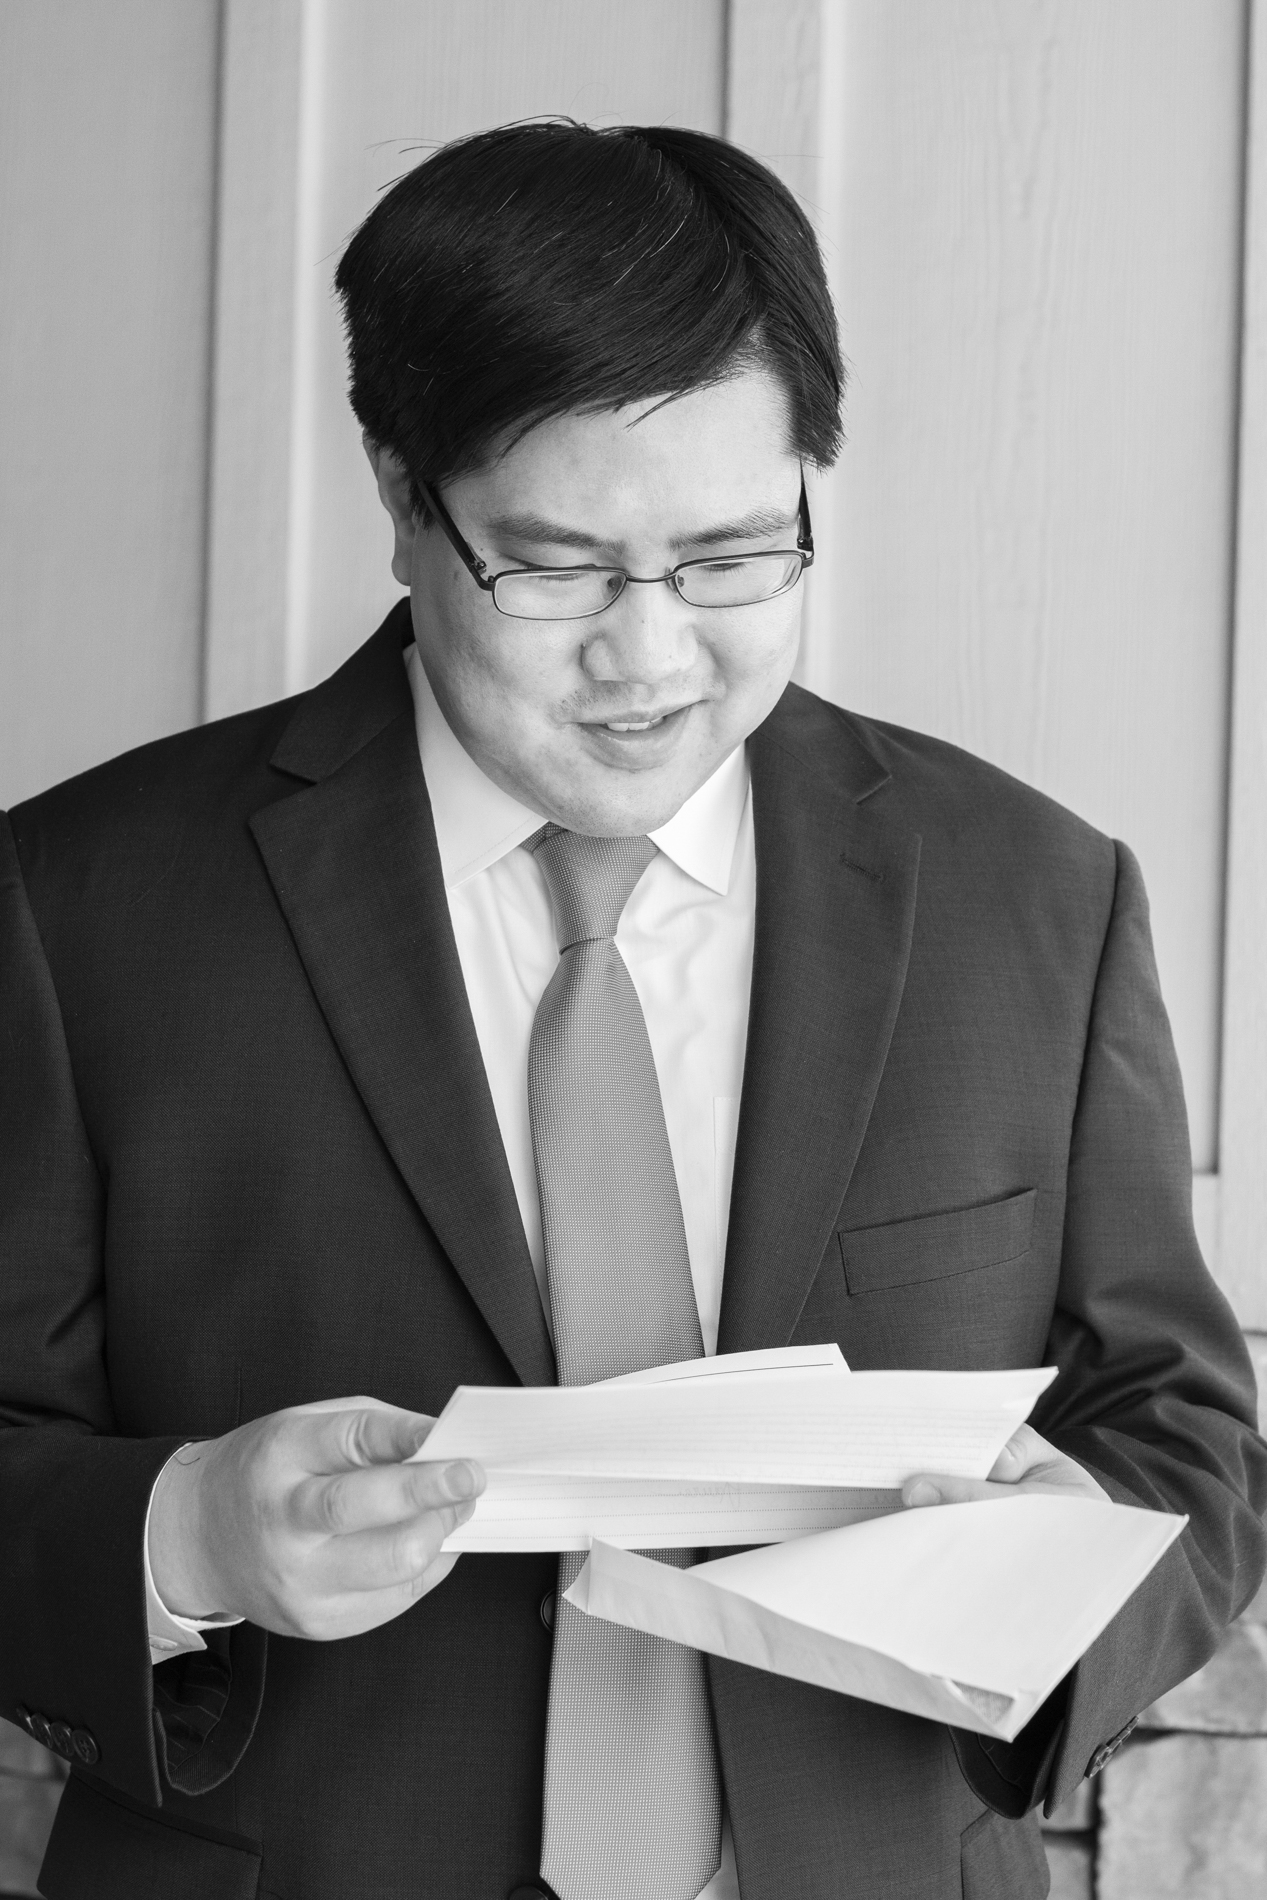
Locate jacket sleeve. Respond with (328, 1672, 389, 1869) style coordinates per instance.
(0, 814, 265, 1805)
(954, 839, 1267, 1818)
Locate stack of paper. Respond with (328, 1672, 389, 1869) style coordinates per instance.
(565, 1497, 1185, 1740)
(414, 1345, 1057, 1552)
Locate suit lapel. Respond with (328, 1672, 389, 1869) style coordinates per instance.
(717, 691, 921, 1354)
(250, 608, 555, 1389)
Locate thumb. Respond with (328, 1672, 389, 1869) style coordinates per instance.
(987, 1426, 1033, 1483)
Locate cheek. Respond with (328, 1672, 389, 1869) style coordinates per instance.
(708, 602, 801, 695)
(430, 595, 553, 710)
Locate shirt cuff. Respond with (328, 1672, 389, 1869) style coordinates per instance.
(144, 1446, 244, 1665)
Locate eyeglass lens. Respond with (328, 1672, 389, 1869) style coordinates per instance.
(492, 552, 806, 621)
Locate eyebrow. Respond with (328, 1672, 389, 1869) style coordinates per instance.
(481, 504, 797, 558)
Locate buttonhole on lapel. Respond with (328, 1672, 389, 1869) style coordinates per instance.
(840, 853, 883, 883)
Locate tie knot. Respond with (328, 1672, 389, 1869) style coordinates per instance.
(528, 826, 656, 949)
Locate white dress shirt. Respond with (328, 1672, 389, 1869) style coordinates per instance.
(145, 643, 755, 1898)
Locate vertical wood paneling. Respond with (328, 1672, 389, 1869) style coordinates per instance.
(1219, 0, 1267, 1325)
(804, 0, 1246, 1173)
(0, 0, 221, 807)
(290, 0, 726, 692)
(203, 0, 307, 721)
(725, 0, 822, 206)
(202, 0, 725, 712)
(725, 0, 843, 678)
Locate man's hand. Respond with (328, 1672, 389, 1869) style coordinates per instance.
(148, 1397, 485, 1641)
(901, 1422, 1109, 1509)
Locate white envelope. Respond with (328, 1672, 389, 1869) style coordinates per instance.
(565, 1495, 1186, 1740)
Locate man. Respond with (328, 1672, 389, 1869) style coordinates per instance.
(1, 121, 1262, 1900)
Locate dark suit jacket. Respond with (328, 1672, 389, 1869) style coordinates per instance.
(2, 602, 1263, 1900)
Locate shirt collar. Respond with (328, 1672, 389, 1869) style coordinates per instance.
(406, 643, 750, 897)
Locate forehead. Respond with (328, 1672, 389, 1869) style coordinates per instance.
(456, 366, 799, 530)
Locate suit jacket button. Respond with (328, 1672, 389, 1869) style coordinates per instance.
(539, 1591, 556, 1632)
(71, 1728, 100, 1766)
(1087, 1718, 1138, 1778)
(48, 1722, 73, 1759)
(28, 1712, 52, 1749)
(14, 1704, 33, 1735)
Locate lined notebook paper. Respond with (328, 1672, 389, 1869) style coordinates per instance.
(412, 1347, 1057, 1552)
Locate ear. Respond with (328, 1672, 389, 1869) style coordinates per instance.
(363, 434, 418, 587)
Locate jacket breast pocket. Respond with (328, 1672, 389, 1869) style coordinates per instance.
(838, 1188, 1037, 1296)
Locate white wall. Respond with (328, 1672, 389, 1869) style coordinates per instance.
(0, 0, 221, 808)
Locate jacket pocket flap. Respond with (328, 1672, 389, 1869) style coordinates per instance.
(839, 1188, 1037, 1295)
(39, 1773, 261, 1900)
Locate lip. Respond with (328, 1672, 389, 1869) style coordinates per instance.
(583, 699, 695, 730)
(576, 701, 696, 761)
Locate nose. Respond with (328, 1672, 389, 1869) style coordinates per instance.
(580, 577, 698, 688)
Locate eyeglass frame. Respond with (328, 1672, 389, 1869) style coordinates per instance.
(413, 472, 814, 621)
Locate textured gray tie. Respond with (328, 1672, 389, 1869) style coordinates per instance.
(528, 825, 722, 1900)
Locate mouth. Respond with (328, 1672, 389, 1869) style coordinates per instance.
(584, 702, 695, 735)
(574, 700, 698, 765)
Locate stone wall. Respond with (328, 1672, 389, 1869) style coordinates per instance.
(0, 1719, 64, 1897)
(1038, 1572, 1267, 1899)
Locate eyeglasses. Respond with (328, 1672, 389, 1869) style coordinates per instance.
(414, 475, 814, 622)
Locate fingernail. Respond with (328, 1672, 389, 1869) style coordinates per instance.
(906, 1479, 940, 1507)
(444, 1462, 477, 1501)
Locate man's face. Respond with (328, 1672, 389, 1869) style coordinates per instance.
(370, 366, 806, 834)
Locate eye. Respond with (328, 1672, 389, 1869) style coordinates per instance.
(523, 569, 591, 590)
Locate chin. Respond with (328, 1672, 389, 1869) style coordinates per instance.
(541, 779, 689, 838)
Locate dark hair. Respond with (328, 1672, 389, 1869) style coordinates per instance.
(334, 120, 844, 511)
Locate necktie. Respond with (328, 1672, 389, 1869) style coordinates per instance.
(527, 825, 722, 1900)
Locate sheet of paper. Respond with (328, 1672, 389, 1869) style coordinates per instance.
(419, 1361, 1056, 1485)
(602, 1344, 849, 1386)
(442, 1346, 872, 1549)
(565, 1496, 1186, 1741)
(443, 1475, 900, 1552)
(417, 1347, 1057, 1552)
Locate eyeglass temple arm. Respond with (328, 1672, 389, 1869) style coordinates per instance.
(797, 474, 813, 555)
(418, 471, 813, 576)
(414, 477, 495, 588)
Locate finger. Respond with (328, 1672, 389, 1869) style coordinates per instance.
(307, 1498, 478, 1595)
(291, 1458, 484, 1536)
(901, 1475, 1005, 1507)
(987, 1424, 1043, 1482)
(299, 1404, 441, 1473)
(289, 1396, 408, 1417)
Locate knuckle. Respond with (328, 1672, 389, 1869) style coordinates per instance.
(316, 1476, 352, 1534)
(341, 1410, 375, 1466)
